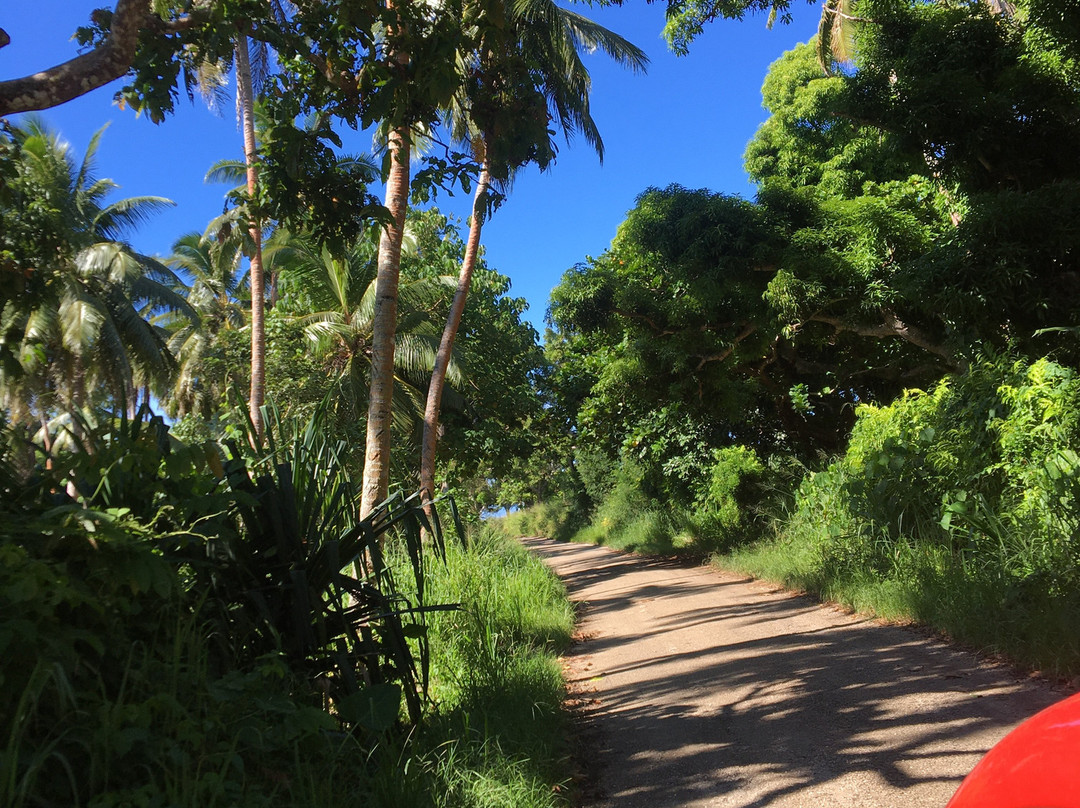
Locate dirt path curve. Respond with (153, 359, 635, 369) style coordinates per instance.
(521, 537, 1068, 808)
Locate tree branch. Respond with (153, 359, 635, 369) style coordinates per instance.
(693, 322, 758, 371)
(807, 310, 966, 372)
(613, 307, 673, 336)
(0, 0, 148, 117)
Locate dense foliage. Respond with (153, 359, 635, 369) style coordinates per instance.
(0, 405, 438, 804)
(0, 404, 574, 806)
(728, 356, 1080, 673)
(0, 115, 557, 804)
(511, 0, 1080, 673)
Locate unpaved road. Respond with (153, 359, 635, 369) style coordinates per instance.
(521, 537, 1069, 808)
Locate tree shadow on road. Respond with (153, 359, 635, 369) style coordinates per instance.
(523, 537, 1065, 808)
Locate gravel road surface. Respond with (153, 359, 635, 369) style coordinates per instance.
(521, 537, 1068, 808)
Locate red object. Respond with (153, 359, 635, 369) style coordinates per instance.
(947, 691, 1080, 808)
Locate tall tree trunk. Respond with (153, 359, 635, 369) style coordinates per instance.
(359, 126, 411, 518)
(39, 411, 54, 470)
(419, 159, 490, 507)
(236, 36, 266, 443)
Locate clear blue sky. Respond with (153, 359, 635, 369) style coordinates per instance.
(2, 1, 820, 332)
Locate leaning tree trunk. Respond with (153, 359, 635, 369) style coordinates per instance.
(359, 125, 411, 519)
(419, 159, 491, 508)
(235, 36, 266, 443)
(0, 0, 148, 116)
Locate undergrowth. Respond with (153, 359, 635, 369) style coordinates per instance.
(507, 356, 1080, 676)
(725, 357, 1080, 675)
(404, 523, 576, 808)
(1, 405, 576, 807)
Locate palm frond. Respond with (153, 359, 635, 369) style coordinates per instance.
(74, 123, 108, 194)
(555, 7, 648, 74)
(130, 276, 198, 321)
(58, 288, 106, 354)
(76, 242, 139, 285)
(194, 58, 233, 115)
(107, 299, 177, 384)
(818, 0, 860, 73)
(136, 254, 184, 287)
(205, 158, 248, 186)
(94, 195, 176, 240)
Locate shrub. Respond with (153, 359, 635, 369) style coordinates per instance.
(0, 405, 456, 806)
(500, 496, 586, 542)
(731, 355, 1080, 673)
(573, 443, 619, 506)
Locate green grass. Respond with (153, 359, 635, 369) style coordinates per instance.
(501, 498, 743, 559)
(500, 497, 585, 544)
(2, 521, 576, 808)
(390, 523, 577, 808)
(720, 522, 1080, 676)
(505, 488, 1080, 677)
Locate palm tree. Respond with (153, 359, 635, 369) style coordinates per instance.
(159, 232, 247, 418)
(281, 231, 461, 428)
(234, 35, 269, 442)
(0, 119, 188, 439)
(189, 17, 285, 441)
(360, 85, 413, 518)
(417, 0, 647, 504)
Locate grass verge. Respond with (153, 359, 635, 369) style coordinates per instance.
(2, 521, 576, 807)
(720, 525, 1080, 677)
(409, 523, 577, 808)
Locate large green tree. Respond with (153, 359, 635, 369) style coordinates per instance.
(750, 3, 1080, 365)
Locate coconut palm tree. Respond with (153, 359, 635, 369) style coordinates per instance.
(189, 13, 289, 441)
(417, 0, 647, 504)
(360, 118, 412, 517)
(0, 119, 188, 439)
(159, 232, 247, 418)
(282, 231, 462, 428)
(233, 34, 270, 442)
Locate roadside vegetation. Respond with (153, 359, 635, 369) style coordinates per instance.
(0, 404, 574, 807)
(502, 0, 1080, 678)
(4, 0, 1080, 801)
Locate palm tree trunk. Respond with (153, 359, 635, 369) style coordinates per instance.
(359, 125, 411, 519)
(419, 160, 490, 508)
(39, 411, 54, 470)
(236, 36, 266, 443)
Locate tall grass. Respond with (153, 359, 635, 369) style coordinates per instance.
(501, 456, 788, 559)
(1, 399, 578, 807)
(723, 358, 1080, 675)
(1, 520, 576, 808)
(500, 497, 585, 544)
(388, 524, 576, 808)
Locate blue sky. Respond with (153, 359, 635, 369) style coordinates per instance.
(2, 1, 820, 332)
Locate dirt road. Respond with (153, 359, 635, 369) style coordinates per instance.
(521, 537, 1067, 808)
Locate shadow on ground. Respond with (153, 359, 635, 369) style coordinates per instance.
(524, 537, 1065, 808)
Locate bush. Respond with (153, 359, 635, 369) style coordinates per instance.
(573, 443, 619, 506)
(726, 355, 1080, 674)
(500, 496, 586, 543)
(2, 405, 563, 807)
